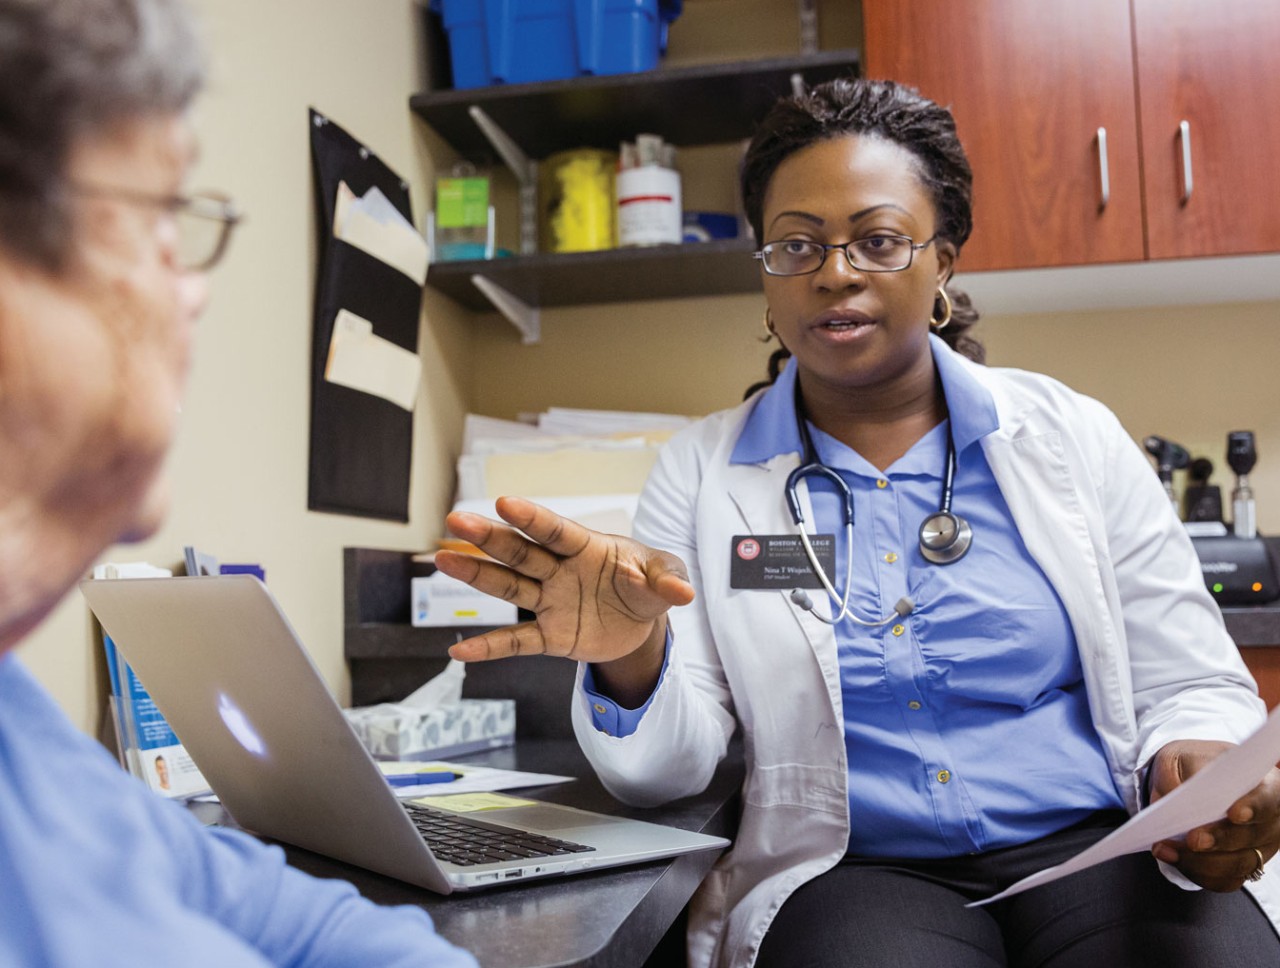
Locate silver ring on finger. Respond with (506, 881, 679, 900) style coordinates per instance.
(1249, 847, 1267, 883)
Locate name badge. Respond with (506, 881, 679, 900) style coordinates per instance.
(729, 534, 835, 590)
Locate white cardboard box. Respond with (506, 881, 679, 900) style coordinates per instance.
(411, 571, 517, 627)
(344, 698, 515, 760)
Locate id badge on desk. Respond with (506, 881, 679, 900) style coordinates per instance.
(729, 534, 835, 590)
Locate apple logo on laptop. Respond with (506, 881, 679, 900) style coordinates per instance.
(218, 692, 267, 759)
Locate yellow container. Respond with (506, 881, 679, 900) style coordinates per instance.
(539, 148, 617, 253)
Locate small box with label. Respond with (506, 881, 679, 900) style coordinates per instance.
(411, 570, 518, 627)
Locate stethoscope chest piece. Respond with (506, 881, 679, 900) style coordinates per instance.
(918, 510, 972, 565)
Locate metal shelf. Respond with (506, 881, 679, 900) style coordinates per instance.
(410, 49, 860, 159)
(427, 238, 759, 312)
(411, 49, 860, 334)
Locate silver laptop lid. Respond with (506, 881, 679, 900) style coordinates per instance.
(80, 575, 451, 893)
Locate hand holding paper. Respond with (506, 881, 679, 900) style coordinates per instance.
(1147, 737, 1280, 892)
(972, 703, 1280, 906)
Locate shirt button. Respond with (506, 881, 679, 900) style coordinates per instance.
(908, 701, 922, 710)
(891, 624, 905, 636)
(593, 703, 607, 714)
(937, 769, 951, 784)
(876, 479, 889, 489)
(884, 552, 898, 564)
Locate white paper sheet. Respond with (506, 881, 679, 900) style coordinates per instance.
(378, 760, 573, 798)
(971, 703, 1280, 906)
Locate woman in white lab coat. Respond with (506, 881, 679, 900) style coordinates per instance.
(437, 78, 1280, 967)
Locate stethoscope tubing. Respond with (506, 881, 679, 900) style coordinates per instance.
(786, 378, 969, 624)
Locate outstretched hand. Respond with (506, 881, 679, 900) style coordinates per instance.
(1149, 739, 1280, 891)
(434, 496, 694, 665)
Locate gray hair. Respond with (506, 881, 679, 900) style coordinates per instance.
(0, 0, 205, 271)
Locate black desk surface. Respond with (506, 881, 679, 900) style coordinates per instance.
(201, 739, 742, 968)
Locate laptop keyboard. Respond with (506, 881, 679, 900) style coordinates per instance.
(405, 802, 596, 867)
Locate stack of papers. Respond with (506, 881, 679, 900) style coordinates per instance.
(453, 409, 696, 534)
(535, 407, 694, 437)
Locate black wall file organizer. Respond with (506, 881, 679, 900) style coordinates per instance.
(307, 109, 422, 521)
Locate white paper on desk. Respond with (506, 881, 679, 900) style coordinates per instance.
(378, 760, 573, 798)
(972, 703, 1280, 906)
(324, 308, 420, 411)
(334, 181, 429, 285)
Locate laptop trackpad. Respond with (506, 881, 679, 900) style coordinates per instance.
(491, 805, 629, 832)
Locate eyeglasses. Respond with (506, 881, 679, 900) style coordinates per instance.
(754, 234, 937, 276)
(68, 184, 243, 271)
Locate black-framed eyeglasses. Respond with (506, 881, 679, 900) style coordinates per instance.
(67, 184, 243, 271)
(754, 234, 937, 276)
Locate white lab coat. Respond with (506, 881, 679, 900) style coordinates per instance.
(571, 350, 1280, 967)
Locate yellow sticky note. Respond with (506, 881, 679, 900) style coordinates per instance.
(415, 792, 538, 813)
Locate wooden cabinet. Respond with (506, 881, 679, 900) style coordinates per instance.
(1240, 648, 1280, 712)
(1132, 0, 1280, 260)
(863, 1, 1280, 272)
(864, 1, 1143, 271)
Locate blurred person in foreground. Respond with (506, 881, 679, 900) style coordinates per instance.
(0, 1, 476, 964)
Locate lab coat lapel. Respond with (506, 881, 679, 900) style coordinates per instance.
(723, 455, 844, 704)
(980, 428, 1137, 761)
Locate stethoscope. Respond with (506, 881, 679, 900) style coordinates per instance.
(784, 380, 973, 626)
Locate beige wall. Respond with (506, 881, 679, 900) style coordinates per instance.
(20, 0, 1280, 736)
(18, 0, 475, 733)
(470, 296, 1280, 540)
(981, 301, 1280, 527)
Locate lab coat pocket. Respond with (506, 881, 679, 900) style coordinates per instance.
(743, 761, 846, 813)
(738, 763, 845, 873)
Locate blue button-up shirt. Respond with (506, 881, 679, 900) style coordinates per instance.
(586, 337, 1123, 856)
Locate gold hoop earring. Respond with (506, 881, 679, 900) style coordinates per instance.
(760, 309, 776, 343)
(930, 289, 953, 332)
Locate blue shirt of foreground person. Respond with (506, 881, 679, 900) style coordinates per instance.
(0, 656, 475, 967)
(0, 0, 474, 964)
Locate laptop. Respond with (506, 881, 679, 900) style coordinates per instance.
(79, 575, 729, 893)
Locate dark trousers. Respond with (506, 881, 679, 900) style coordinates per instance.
(756, 811, 1280, 968)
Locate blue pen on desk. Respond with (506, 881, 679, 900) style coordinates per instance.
(385, 771, 461, 788)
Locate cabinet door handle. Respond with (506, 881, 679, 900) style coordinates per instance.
(1095, 127, 1110, 211)
(1178, 120, 1194, 205)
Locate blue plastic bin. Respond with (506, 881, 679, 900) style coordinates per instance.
(433, 0, 681, 89)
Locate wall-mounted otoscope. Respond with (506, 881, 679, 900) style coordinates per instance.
(1228, 430, 1258, 539)
(1186, 429, 1278, 606)
(1184, 457, 1224, 523)
(1143, 435, 1190, 509)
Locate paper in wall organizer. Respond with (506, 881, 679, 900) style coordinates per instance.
(307, 109, 422, 521)
(324, 308, 421, 411)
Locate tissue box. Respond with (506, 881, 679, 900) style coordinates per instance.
(344, 699, 515, 760)
(411, 571, 518, 627)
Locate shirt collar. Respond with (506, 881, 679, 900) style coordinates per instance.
(731, 333, 998, 465)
